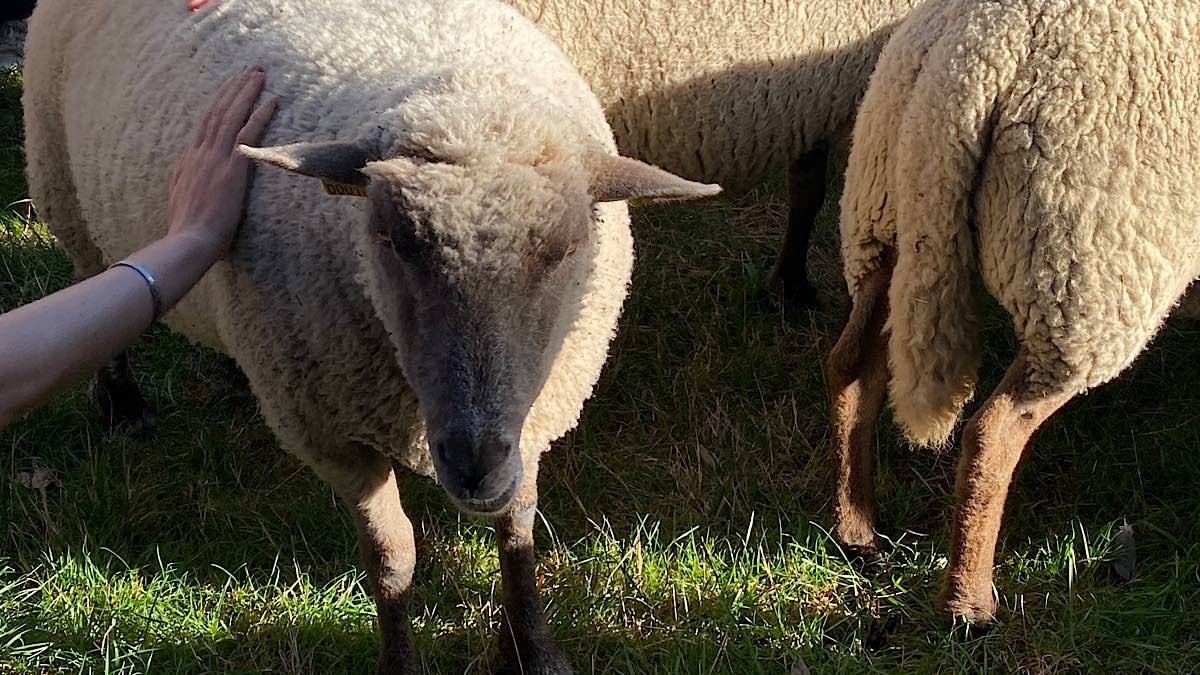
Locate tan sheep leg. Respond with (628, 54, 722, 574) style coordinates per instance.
(311, 446, 417, 674)
(494, 458, 570, 675)
(939, 351, 1071, 623)
(827, 262, 891, 556)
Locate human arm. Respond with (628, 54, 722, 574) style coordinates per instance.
(0, 66, 275, 428)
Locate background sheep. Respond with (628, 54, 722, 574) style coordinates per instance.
(509, 0, 922, 307)
(22, 0, 714, 670)
(830, 0, 1200, 622)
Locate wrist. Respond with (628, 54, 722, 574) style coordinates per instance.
(122, 232, 224, 314)
(108, 260, 164, 321)
(163, 229, 227, 262)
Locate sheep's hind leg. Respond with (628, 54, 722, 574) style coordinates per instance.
(939, 351, 1071, 624)
(766, 145, 828, 309)
(311, 445, 418, 674)
(494, 459, 570, 675)
(827, 261, 891, 558)
(94, 352, 157, 432)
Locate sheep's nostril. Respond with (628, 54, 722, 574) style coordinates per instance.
(433, 431, 518, 502)
(459, 465, 486, 495)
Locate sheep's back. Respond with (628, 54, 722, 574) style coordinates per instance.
(511, 0, 921, 190)
(973, 0, 1200, 392)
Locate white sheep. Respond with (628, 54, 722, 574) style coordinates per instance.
(23, 0, 715, 670)
(829, 0, 1200, 622)
(509, 0, 923, 306)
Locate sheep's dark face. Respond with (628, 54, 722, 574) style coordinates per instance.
(360, 158, 593, 514)
(241, 138, 718, 515)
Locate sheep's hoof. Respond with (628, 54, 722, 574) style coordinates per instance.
(763, 272, 819, 311)
(495, 640, 573, 675)
(938, 588, 998, 629)
(94, 356, 157, 433)
(842, 541, 882, 563)
(833, 521, 881, 563)
(374, 655, 418, 675)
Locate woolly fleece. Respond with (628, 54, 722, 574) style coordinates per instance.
(840, 0, 1200, 446)
(23, 0, 635, 476)
(509, 0, 922, 190)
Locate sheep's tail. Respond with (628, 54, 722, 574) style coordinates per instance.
(842, 1, 1031, 448)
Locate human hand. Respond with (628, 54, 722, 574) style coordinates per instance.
(166, 66, 276, 257)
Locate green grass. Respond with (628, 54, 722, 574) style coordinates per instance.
(3, 64, 1200, 674)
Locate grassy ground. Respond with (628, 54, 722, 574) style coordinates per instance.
(2, 65, 1200, 675)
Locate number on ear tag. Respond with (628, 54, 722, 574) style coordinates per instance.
(322, 179, 369, 197)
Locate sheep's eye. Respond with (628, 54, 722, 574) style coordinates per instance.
(536, 237, 579, 274)
(386, 213, 428, 265)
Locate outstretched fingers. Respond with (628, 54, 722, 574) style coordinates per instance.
(194, 66, 249, 146)
(216, 67, 269, 148)
(237, 96, 278, 148)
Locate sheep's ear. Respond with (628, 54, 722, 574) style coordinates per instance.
(239, 141, 373, 186)
(587, 154, 721, 203)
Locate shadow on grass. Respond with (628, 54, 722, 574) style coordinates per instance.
(3, 37, 1200, 672)
(4, 187, 1200, 672)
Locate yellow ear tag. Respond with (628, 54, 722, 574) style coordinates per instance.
(322, 179, 369, 197)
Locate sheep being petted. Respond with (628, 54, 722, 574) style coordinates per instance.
(23, 0, 715, 670)
(829, 0, 1200, 622)
(508, 0, 923, 306)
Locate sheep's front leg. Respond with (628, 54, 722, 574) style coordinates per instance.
(494, 460, 570, 675)
(94, 352, 157, 432)
(939, 351, 1071, 623)
(311, 447, 417, 674)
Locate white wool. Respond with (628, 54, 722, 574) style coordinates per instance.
(509, 0, 923, 189)
(23, 0, 633, 474)
(839, 0, 1200, 447)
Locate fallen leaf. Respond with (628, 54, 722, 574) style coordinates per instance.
(15, 467, 57, 490)
(1113, 519, 1136, 582)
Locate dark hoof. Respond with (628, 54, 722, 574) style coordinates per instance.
(763, 272, 819, 311)
(496, 641, 572, 675)
(832, 522, 884, 566)
(842, 542, 882, 564)
(376, 653, 420, 667)
(761, 257, 837, 314)
(375, 655, 419, 675)
(94, 358, 156, 433)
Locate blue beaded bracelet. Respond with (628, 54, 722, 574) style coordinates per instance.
(109, 260, 163, 322)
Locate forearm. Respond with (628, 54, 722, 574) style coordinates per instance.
(0, 233, 220, 427)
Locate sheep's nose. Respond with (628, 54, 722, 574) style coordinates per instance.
(433, 431, 519, 510)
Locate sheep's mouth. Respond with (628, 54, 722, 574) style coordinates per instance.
(446, 477, 519, 517)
